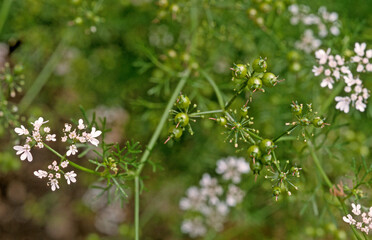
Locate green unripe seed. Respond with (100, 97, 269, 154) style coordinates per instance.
(273, 186, 281, 196)
(176, 95, 191, 109)
(262, 72, 277, 87)
(312, 117, 324, 128)
(247, 145, 262, 159)
(247, 77, 262, 91)
(300, 117, 310, 126)
(168, 125, 183, 139)
(240, 107, 249, 117)
(231, 64, 248, 79)
(291, 103, 302, 115)
(260, 139, 274, 153)
(252, 58, 267, 72)
(262, 154, 272, 165)
(250, 160, 263, 174)
(175, 113, 189, 127)
(218, 117, 227, 126)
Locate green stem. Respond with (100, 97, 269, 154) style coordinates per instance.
(19, 35, 69, 113)
(134, 69, 191, 240)
(306, 137, 363, 240)
(44, 143, 99, 175)
(245, 129, 263, 141)
(201, 70, 225, 110)
(224, 82, 247, 109)
(189, 109, 223, 117)
(273, 124, 299, 143)
(134, 176, 140, 240)
(0, 0, 12, 35)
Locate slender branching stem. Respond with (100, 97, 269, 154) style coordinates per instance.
(44, 143, 100, 175)
(134, 69, 191, 240)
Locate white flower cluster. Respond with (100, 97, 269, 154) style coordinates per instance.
(289, 5, 340, 53)
(13, 117, 101, 191)
(180, 157, 250, 238)
(343, 203, 372, 235)
(313, 43, 371, 113)
(34, 160, 76, 191)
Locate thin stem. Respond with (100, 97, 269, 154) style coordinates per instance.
(306, 137, 363, 240)
(201, 70, 225, 110)
(189, 109, 223, 117)
(224, 82, 247, 109)
(134, 176, 140, 240)
(134, 69, 191, 239)
(0, 0, 12, 35)
(245, 129, 263, 141)
(19, 35, 69, 113)
(44, 143, 99, 175)
(273, 124, 299, 143)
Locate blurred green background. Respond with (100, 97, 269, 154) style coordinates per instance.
(0, 0, 371, 239)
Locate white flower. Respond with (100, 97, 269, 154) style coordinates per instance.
(65, 171, 77, 184)
(69, 130, 77, 139)
(216, 157, 250, 183)
(31, 117, 48, 130)
(64, 123, 72, 132)
(352, 203, 362, 216)
(343, 214, 356, 225)
(354, 42, 366, 57)
(66, 145, 78, 156)
(179, 186, 206, 211)
(61, 160, 69, 168)
(49, 179, 60, 191)
(335, 96, 351, 113)
(46, 134, 56, 141)
(200, 174, 223, 205)
(226, 185, 245, 207)
(355, 97, 366, 112)
(320, 77, 334, 89)
(13, 144, 33, 162)
(315, 48, 331, 65)
(43, 127, 50, 133)
(86, 127, 102, 146)
(181, 218, 206, 238)
(14, 125, 29, 136)
(312, 65, 323, 76)
(78, 119, 86, 130)
(34, 170, 48, 179)
(61, 135, 67, 142)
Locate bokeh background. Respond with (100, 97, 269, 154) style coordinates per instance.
(0, 0, 371, 239)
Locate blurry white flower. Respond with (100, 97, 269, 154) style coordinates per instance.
(86, 127, 102, 146)
(179, 186, 206, 211)
(46, 134, 56, 142)
(354, 42, 366, 56)
(181, 218, 207, 238)
(13, 144, 33, 162)
(315, 48, 330, 64)
(44, 127, 50, 133)
(320, 77, 334, 89)
(352, 203, 362, 216)
(312, 65, 323, 76)
(226, 185, 245, 207)
(14, 125, 29, 136)
(49, 179, 60, 191)
(31, 117, 48, 130)
(66, 145, 78, 156)
(335, 96, 351, 113)
(34, 170, 48, 179)
(65, 171, 77, 184)
(216, 157, 250, 183)
(343, 214, 356, 225)
(61, 160, 69, 168)
(78, 119, 85, 130)
(200, 174, 223, 205)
